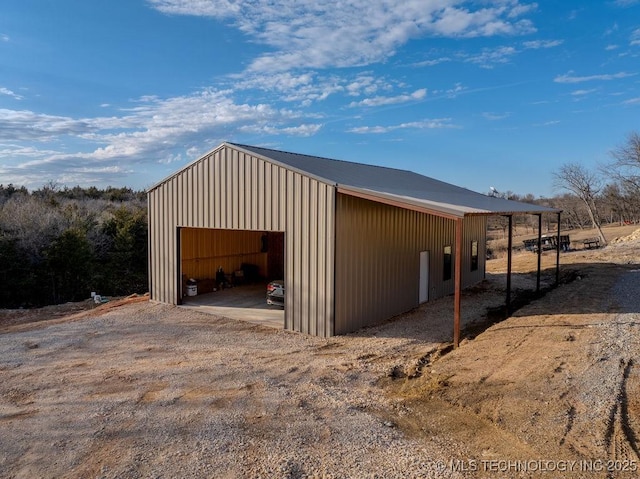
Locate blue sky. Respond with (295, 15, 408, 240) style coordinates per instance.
(1, 1, 639, 197)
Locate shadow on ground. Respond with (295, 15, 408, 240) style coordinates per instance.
(349, 262, 639, 347)
(463, 262, 639, 341)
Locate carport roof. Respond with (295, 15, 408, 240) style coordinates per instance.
(229, 143, 558, 219)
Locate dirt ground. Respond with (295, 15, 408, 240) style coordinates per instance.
(1, 227, 639, 478)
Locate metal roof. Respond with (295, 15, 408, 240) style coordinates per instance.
(230, 143, 558, 218)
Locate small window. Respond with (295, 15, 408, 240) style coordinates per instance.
(443, 245, 452, 281)
(471, 241, 479, 272)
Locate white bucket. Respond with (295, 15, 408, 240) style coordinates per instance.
(186, 283, 197, 296)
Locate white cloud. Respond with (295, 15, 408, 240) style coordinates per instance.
(554, 71, 636, 83)
(239, 123, 322, 136)
(482, 112, 511, 120)
(0, 109, 100, 141)
(158, 153, 183, 165)
(465, 46, 518, 67)
(0, 33, 8, 42)
(605, 23, 619, 36)
(0, 144, 59, 158)
(605, 44, 619, 51)
(348, 118, 455, 133)
(0, 87, 326, 187)
(508, 3, 538, 18)
(631, 28, 640, 46)
(233, 72, 316, 93)
(413, 57, 452, 67)
(349, 88, 427, 107)
(233, 71, 343, 105)
(432, 83, 467, 98)
(623, 97, 640, 105)
(416, 38, 559, 70)
(0, 87, 23, 100)
(148, 0, 241, 17)
(571, 89, 596, 96)
(149, 0, 539, 72)
(429, 5, 535, 37)
(345, 74, 393, 97)
(0, 158, 134, 189)
(523, 39, 563, 49)
(231, 71, 399, 107)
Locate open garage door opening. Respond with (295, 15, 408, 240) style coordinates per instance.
(178, 227, 285, 329)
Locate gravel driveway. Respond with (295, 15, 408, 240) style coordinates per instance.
(1, 294, 493, 479)
(1, 241, 638, 479)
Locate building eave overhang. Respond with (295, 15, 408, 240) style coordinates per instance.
(337, 186, 464, 220)
(337, 186, 560, 220)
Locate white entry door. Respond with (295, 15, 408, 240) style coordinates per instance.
(419, 251, 429, 303)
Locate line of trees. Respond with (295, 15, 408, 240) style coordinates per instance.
(0, 184, 147, 308)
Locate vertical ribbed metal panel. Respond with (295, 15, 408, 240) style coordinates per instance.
(148, 144, 336, 337)
(167, 179, 176, 305)
(334, 194, 487, 334)
(325, 184, 335, 337)
(264, 164, 272, 231)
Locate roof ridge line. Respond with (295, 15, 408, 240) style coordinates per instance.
(227, 142, 417, 175)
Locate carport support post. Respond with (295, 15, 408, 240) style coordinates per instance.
(453, 217, 463, 349)
(506, 215, 513, 316)
(536, 214, 542, 294)
(556, 212, 561, 286)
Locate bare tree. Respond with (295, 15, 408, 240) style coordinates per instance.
(553, 193, 590, 230)
(610, 131, 640, 193)
(0, 195, 65, 261)
(553, 163, 607, 245)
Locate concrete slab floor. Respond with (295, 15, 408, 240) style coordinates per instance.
(179, 283, 284, 330)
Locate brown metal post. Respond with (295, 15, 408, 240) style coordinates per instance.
(506, 215, 513, 315)
(556, 212, 561, 286)
(453, 217, 463, 348)
(536, 214, 542, 294)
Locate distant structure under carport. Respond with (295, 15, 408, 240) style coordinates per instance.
(147, 142, 560, 345)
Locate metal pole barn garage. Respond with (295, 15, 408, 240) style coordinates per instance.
(148, 143, 559, 340)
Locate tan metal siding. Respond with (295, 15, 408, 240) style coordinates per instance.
(334, 194, 486, 334)
(148, 144, 336, 337)
(149, 180, 180, 305)
(170, 179, 178, 304)
(462, 215, 487, 286)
